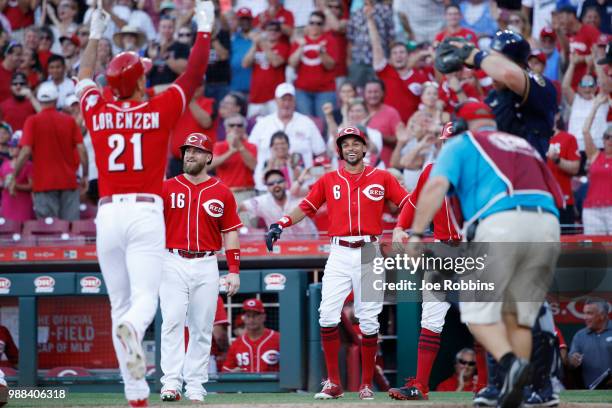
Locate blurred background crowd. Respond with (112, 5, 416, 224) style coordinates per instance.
(0, 0, 610, 237)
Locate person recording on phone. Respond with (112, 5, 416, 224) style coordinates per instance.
(248, 83, 327, 193)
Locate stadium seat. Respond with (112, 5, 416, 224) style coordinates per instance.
(0, 218, 35, 247)
(46, 366, 92, 378)
(23, 218, 83, 246)
(71, 219, 97, 238)
(79, 202, 98, 220)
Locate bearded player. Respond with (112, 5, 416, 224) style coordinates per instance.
(160, 133, 242, 402)
(388, 122, 487, 400)
(265, 127, 409, 400)
(75, 1, 214, 406)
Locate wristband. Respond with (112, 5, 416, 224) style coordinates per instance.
(226, 248, 240, 274)
(277, 215, 293, 229)
(473, 50, 489, 70)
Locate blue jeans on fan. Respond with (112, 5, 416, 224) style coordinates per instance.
(295, 89, 336, 120)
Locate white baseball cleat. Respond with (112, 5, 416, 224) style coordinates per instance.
(160, 389, 182, 402)
(116, 322, 146, 380)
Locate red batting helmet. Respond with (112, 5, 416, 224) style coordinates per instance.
(181, 133, 213, 154)
(106, 52, 145, 99)
(335, 126, 367, 158)
(439, 122, 455, 140)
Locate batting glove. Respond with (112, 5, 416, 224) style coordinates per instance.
(265, 223, 283, 252)
(89, 6, 110, 40)
(195, 0, 215, 33)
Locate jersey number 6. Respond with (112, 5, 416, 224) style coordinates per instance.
(333, 185, 341, 200)
(108, 133, 144, 172)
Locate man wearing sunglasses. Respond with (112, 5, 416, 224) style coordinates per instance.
(239, 169, 318, 239)
(436, 348, 479, 392)
(209, 113, 257, 213)
(0, 72, 39, 132)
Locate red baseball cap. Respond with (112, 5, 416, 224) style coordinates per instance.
(596, 34, 610, 47)
(243, 298, 265, 313)
(439, 122, 454, 140)
(455, 101, 495, 121)
(540, 27, 556, 41)
(528, 49, 547, 65)
(236, 7, 253, 19)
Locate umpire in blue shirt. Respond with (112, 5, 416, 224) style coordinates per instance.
(440, 30, 557, 159)
(407, 101, 562, 408)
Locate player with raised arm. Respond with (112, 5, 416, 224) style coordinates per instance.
(265, 127, 409, 400)
(75, 1, 214, 406)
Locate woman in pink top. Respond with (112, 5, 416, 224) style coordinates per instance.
(0, 139, 34, 222)
(582, 95, 612, 235)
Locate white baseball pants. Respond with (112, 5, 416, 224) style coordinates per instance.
(421, 301, 451, 334)
(160, 252, 219, 399)
(96, 194, 165, 401)
(319, 241, 383, 335)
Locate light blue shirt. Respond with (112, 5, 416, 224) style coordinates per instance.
(460, 2, 498, 37)
(544, 49, 561, 82)
(230, 32, 252, 93)
(430, 132, 559, 223)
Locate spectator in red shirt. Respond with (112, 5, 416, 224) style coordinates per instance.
(434, 4, 477, 46)
(556, 5, 601, 89)
(320, 0, 348, 87)
(242, 20, 290, 118)
(546, 118, 580, 227)
(222, 298, 280, 373)
(436, 348, 478, 392)
(1, 0, 34, 34)
(368, 9, 429, 124)
(289, 11, 338, 119)
(19, 45, 43, 89)
(0, 42, 23, 104)
(37, 27, 55, 77)
(439, 69, 484, 113)
(253, 0, 295, 40)
(210, 113, 258, 209)
(0, 72, 39, 132)
(6, 82, 87, 221)
(363, 78, 402, 166)
(0, 137, 34, 222)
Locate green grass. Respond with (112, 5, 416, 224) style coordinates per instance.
(5, 390, 612, 407)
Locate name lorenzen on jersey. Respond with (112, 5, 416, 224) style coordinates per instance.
(92, 112, 161, 131)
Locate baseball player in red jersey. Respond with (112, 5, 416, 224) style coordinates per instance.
(222, 298, 280, 373)
(388, 123, 475, 400)
(75, 2, 215, 406)
(265, 127, 409, 400)
(160, 133, 242, 402)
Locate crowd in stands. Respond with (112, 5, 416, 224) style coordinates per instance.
(0, 0, 610, 237)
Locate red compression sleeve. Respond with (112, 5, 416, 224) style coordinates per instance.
(226, 249, 240, 274)
(174, 32, 211, 103)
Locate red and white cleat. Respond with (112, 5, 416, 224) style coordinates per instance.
(160, 389, 181, 402)
(388, 377, 429, 400)
(128, 398, 148, 407)
(314, 379, 344, 399)
(359, 384, 375, 400)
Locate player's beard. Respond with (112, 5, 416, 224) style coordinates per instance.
(344, 151, 365, 166)
(183, 160, 206, 175)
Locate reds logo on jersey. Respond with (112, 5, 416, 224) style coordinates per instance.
(362, 184, 385, 201)
(85, 94, 99, 111)
(261, 349, 280, 365)
(203, 199, 224, 218)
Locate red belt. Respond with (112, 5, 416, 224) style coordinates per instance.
(333, 236, 378, 248)
(99, 195, 156, 206)
(168, 249, 216, 259)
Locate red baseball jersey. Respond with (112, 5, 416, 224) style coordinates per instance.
(163, 175, 243, 252)
(79, 82, 187, 197)
(396, 163, 461, 241)
(250, 42, 290, 103)
(222, 328, 280, 373)
(376, 63, 429, 122)
(546, 131, 580, 205)
(292, 33, 339, 93)
(299, 166, 409, 236)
